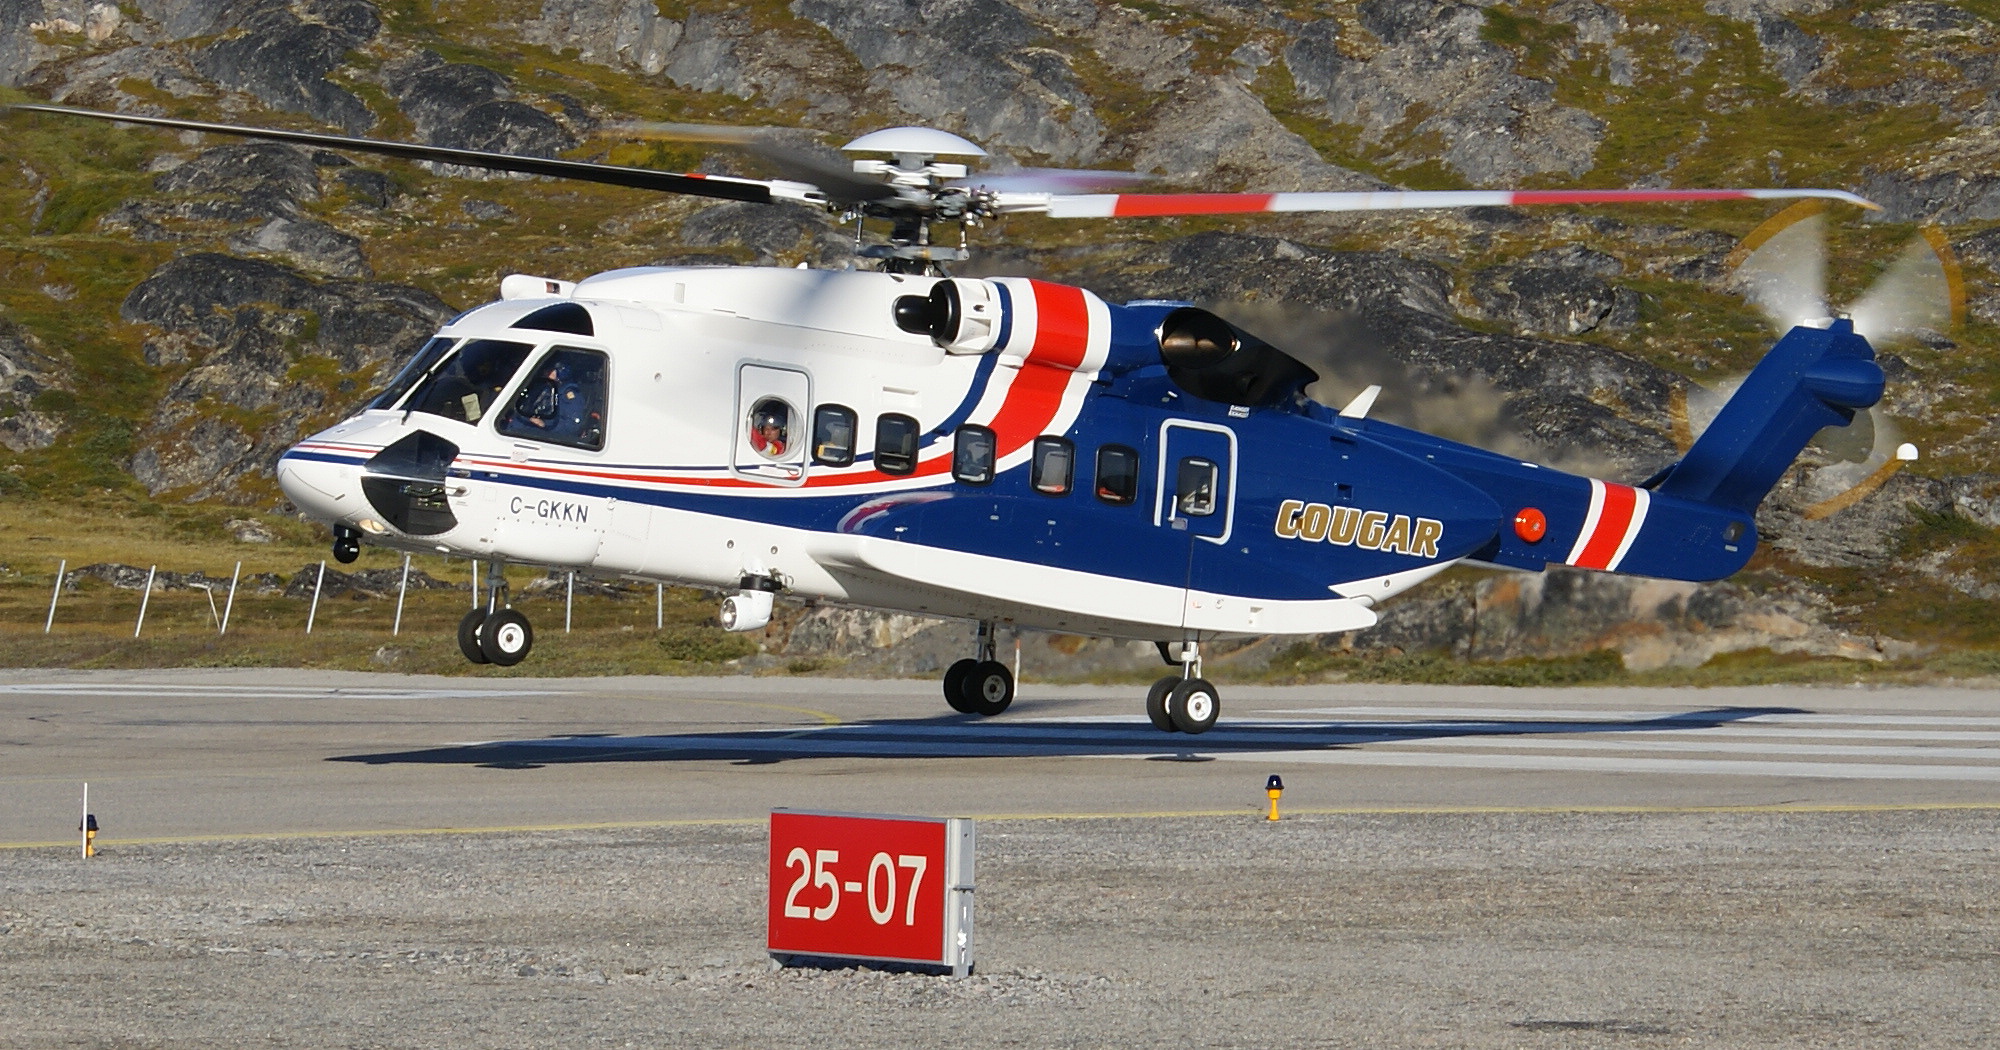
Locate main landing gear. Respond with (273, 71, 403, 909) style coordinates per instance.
(942, 620, 1014, 716)
(458, 561, 534, 667)
(1145, 640, 1219, 735)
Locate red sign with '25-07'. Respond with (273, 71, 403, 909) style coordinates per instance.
(767, 811, 974, 974)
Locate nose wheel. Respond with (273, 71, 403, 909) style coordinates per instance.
(457, 562, 535, 667)
(941, 621, 1014, 716)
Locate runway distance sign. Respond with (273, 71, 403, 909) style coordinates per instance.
(767, 810, 975, 976)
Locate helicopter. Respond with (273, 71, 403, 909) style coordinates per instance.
(7, 102, 1899, 734)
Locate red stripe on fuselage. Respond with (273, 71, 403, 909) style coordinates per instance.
(983, 281, 1090, 450)
(1111, 194, 1276, 216)
(1574, 482, 1637, 569)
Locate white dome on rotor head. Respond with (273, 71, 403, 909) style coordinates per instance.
(841, 127, 988, 157)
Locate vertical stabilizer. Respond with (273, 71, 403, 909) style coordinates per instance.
(1654, 320, 1883, 513)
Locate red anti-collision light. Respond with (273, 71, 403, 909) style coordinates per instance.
(1514, 507, 1547, 543)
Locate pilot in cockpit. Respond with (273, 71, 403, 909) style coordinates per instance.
(520, 358, 594, 441)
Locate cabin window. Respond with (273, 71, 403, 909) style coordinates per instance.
(875, 413, 920, 475)
(496, 347, 609, 451)
(744, 397, 796, 460)
(1094, 444, 1139, 505)
(367, 337, 456, 411)
(1175, 456, 1218, 517)
(405, 338, 533, 425)
(1032, 436, 1074, 496)
(812, 404, 857, 466)
(953, 425, 996, 485)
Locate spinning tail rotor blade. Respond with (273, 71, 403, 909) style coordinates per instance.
(1727, 203, 1831, 333)
(3, 103, 829, 206)
(1010, 187, 1880, 218)
(1850, 229, 1965, 345)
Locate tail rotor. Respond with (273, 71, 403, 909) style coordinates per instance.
(1687, 204, 1964, 517)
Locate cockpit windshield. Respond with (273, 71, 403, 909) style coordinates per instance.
(402, 339, 533, 425)
(366, 337, 456, 411)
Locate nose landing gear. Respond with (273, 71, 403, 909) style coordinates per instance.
(1146, 640, 1219, 734)
(942, 620, 1014, 716)
(457, 561, 535, 666)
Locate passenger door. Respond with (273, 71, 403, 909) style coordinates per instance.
(733, 363, 811, 485)
(1154, 420, 1237, 627)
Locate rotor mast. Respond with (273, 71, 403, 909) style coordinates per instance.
(841, 128, 989, 275)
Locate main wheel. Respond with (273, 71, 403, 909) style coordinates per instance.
(479, 608, 534, 666)
(457, 608, 491, 665)
(1169, 677, 1219, 735)
(943, 658, 979, 713)
(1145, 676, 1180, 732)
(965, 660, 1014, 716)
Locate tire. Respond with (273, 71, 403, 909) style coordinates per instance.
(1145, 676, 1180, 732)
(1169, 677, 1219, 735)
(457, 608, 491, 665)
(966, 660, 1014, 716)
(479, 608, 534, 666)
(943, 658, 979, 713)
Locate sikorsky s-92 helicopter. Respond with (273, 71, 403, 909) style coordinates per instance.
(11, 103, 1901, 733)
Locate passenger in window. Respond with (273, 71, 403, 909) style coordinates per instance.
(751, 402, 791, 458)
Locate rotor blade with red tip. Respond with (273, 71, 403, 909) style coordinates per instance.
(1019, 187, 1881, 218)
(4, 103, 828, 206)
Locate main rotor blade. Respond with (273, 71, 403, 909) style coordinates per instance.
(607, 119, 901, 205)
(950, 168, 1151, 194)
(5, 103, 827, 206)
(1005, 187, 1880, 218)
(1849, 229, 1964, 344)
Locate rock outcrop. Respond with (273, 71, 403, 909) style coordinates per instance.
(1284, 3, 1607, 183)
(0, 318, 66, 452)
(120, 254, 450, 500)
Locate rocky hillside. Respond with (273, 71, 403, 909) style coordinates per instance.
(3, 0, 2000, 670)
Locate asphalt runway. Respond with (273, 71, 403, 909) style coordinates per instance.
(5, 668, 1999, 846)
(6, 669, 1999, 1047)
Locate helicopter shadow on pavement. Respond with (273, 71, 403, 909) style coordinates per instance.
(326, 703, 1807, 771)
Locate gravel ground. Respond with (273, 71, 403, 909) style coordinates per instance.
(3, 811, 1997, 1048)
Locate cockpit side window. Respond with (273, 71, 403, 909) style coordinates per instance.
(366, 337, 457, 411)
(496, 346, 609, 451)
(404, 339, 533, 425)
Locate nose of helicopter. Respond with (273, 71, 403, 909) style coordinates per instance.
(276, 439, 361, 524)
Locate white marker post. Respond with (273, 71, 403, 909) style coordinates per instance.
(566, 571, 574, 633)
(79, 782, 88, 860)
(219, 561, 240, 635)
(656, 583, 664, 630)
(393, 554, 411, 636)
(44, 558, 64, 633)
(134, 566, 156, 638)
(305, 560, 326, 634)
(471, 560, 480, 609)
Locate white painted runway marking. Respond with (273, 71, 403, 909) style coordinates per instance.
(0, 683, 566, 700)
(1275, 705, 2000, 728)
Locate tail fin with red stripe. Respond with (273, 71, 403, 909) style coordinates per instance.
(1652, 320, 1884, 513)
